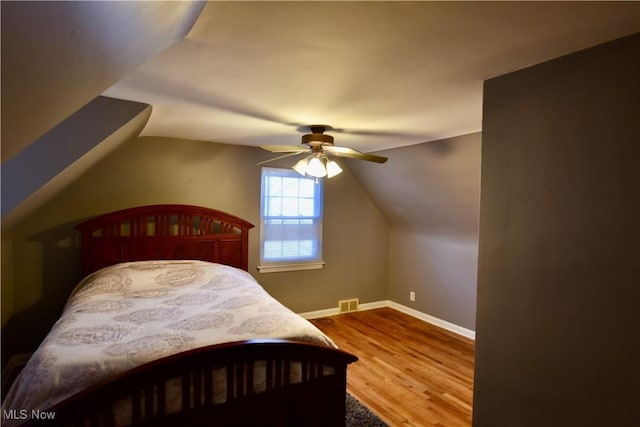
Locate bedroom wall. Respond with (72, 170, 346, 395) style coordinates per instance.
(348, 133, 481, 331)
(1, 137, 389, 362)
(473, 34, 640, 426)
(389, 232, 477, 330)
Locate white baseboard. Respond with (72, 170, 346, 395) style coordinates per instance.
(298, 300, 388, 320)
(386, 301, 476, 340)
(299, 299, 475, 340)
(298, 307, 341, 319)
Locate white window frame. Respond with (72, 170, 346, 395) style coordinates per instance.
(258, 167, 325, 273)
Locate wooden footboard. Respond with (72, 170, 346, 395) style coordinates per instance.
(26, 340, 357, 427)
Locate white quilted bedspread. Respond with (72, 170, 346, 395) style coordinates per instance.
(3, 260, 335, 413)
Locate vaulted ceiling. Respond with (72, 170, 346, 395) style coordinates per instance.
(2, 1, 639, 226)
(4, 1, 640, 161)
(105, 1, 640, 152)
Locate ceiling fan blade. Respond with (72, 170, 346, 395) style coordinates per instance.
(325, 146, 388, 163)
(260, 145, 309, 153)
(255, 151, 307, 166)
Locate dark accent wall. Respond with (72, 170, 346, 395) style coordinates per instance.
(474, 34, 640, 426)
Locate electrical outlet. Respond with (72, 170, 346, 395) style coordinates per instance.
(409, 291, 415, 302)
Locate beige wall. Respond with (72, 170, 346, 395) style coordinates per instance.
(1, 136, 389, 360)
(474, 34, 640, 426)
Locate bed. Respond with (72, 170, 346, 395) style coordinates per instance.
(2, 204, 357, 426)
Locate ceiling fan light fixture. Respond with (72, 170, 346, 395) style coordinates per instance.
(326, 160, 343, 178)
(292, 158, 309, 176)
(306, 156, 328, 178)
(291, 155, 341, 178)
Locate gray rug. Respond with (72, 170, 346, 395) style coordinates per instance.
(346, 393, 389, 427)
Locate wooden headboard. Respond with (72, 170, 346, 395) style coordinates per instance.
(75, 204, 254, 275)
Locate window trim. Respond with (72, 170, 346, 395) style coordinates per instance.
(257, 261, 325, 274)
(258, 167, 325, 273)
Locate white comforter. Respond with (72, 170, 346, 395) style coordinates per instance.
(3, 260, 335, 414)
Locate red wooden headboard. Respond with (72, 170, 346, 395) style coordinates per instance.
(75, 204, 254, 275)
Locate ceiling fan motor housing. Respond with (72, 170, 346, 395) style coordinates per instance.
(302, 133, 334, 146)
(257, 123, 387, 165)
(302, 125, 334, 146)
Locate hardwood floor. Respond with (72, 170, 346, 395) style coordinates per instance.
(310, 308, 475, 427)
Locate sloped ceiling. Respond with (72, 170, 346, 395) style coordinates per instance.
(104, 2, 640, 152)
(2, 1, 639, 227)
(3, 2, 639, 159)
(1, 0, 205, 161)
(346, 132, 482, 240)
(1, 97, 151, 229)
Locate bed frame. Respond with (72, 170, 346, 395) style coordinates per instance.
(25, 205, 357, 426)
(75, 204, 255, 275)
(39, 339, 357, 427)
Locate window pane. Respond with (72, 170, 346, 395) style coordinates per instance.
(299, 198, 314, 217)
(299, 240, 314, 257)
(299, 179, 315, 197)
(282, 240, 299, 258)
(263, 239, 317, 260)
(268, 176, 282, 196)
(267, 197, 282, 216)
(281, 197, 299, 216)
(260, 167, 323, 265)
(264, 241, 281, 259)
(282, 177, 299, 197)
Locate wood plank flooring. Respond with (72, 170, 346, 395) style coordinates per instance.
(310, 308, 475, 427)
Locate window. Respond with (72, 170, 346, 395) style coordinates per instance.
(258, 167, 324, 273)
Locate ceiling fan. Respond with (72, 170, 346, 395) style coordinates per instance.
(257, 125, 388, 178)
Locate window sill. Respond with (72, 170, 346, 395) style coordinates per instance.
(257, 261, 325, 273)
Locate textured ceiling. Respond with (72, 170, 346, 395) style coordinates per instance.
(104, 2, 640, 152)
